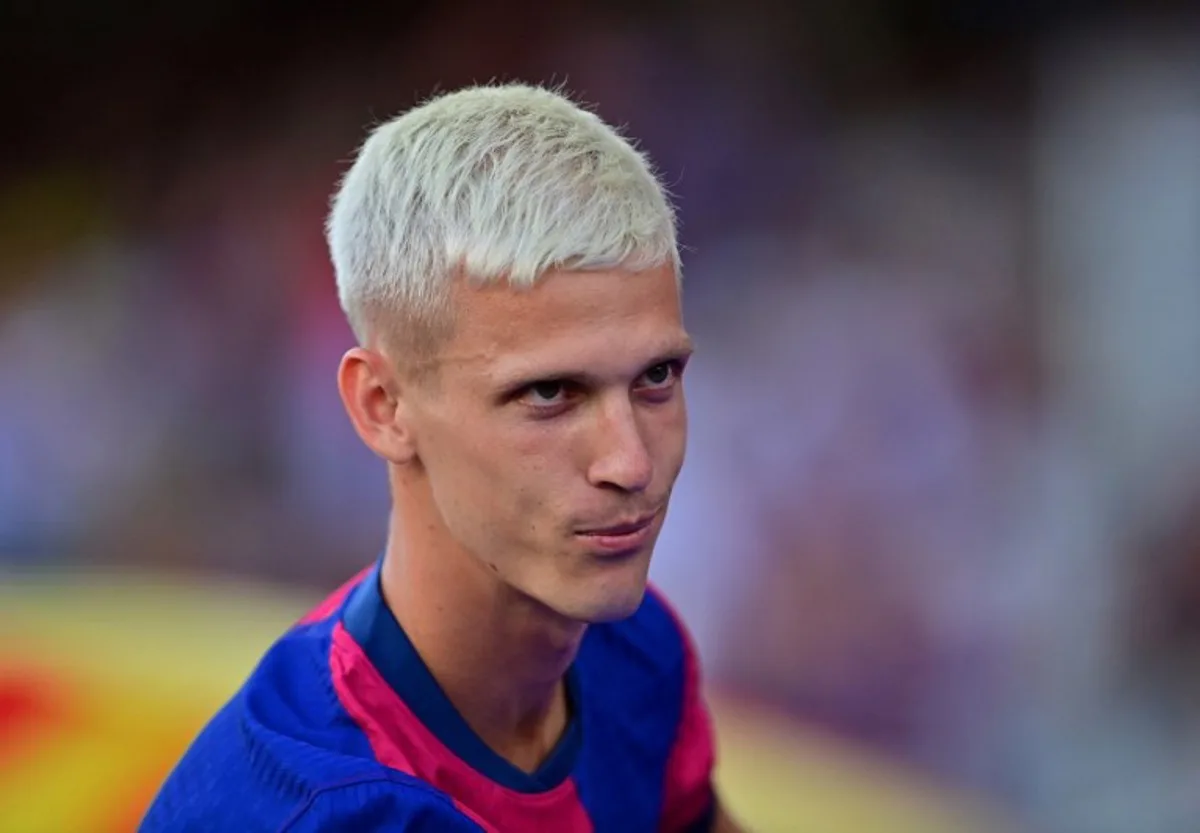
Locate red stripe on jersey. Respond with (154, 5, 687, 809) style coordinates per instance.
(328, 622, 594, 832)
(649, 586, 717, 832)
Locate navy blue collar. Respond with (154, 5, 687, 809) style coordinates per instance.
(341, 560, 583, 793)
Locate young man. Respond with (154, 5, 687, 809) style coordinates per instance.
(141, 84, 742, 832)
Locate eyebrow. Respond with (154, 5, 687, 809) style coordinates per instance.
(492, 336, 696, 394)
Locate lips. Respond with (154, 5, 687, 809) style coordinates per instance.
(576, 511, 659, 555)
(578, 513, 656, 537)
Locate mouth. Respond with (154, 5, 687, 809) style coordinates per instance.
(576, 510, 659, 554)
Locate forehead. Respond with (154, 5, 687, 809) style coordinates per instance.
(437, 264, 689, 382)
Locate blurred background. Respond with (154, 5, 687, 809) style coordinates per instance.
(2, 0, 1199, 830)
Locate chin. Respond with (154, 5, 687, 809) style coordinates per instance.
(563, 578, 649, 624)
(516, 545, 655, 623)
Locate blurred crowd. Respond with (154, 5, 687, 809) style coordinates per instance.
(3, 2, 1200, 831)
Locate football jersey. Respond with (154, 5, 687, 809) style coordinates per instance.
(139, 559, 717, 832)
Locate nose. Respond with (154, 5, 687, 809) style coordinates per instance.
(586, 397, 654, 494)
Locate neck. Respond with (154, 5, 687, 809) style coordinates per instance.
(379, 494, 586, 773)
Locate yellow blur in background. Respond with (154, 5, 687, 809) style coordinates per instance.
(0, 571, 1008, 833)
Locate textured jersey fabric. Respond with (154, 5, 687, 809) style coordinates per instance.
(140, 559, 716, 832)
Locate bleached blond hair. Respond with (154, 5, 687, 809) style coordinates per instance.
(326, 83, 680, 353)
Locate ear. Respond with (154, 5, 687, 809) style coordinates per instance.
(337, 346, 419, 464)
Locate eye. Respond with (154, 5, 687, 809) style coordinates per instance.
(516, 380, 580, 413)
(527, 381, 567, 405)
(636, 361, 681, 391)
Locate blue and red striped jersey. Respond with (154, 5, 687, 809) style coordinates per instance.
(140, 559, 716, 832)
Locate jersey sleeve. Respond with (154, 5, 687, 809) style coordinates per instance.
(656, 593, 718, 833)
(281, 778, 485, 833)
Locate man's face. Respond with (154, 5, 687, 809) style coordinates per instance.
(406, 263, 691, 622)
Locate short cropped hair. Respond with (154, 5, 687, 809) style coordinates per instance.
(326, 83, 680, 354)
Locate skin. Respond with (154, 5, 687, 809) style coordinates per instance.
(338, 262, 741, 830)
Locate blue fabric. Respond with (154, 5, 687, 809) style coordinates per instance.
(139, 612, 482, 832)
(571, 584, 693, 832)
(139, 559, 713, 832)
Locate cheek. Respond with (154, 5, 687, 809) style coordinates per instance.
(415, 402, 568, 552)
(420, 415, 511, 516)
(506, 447, 568, 515)
(652, 401, 689, 476)
(451, 429, 561, 530)
(501, 430, 584, 534)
